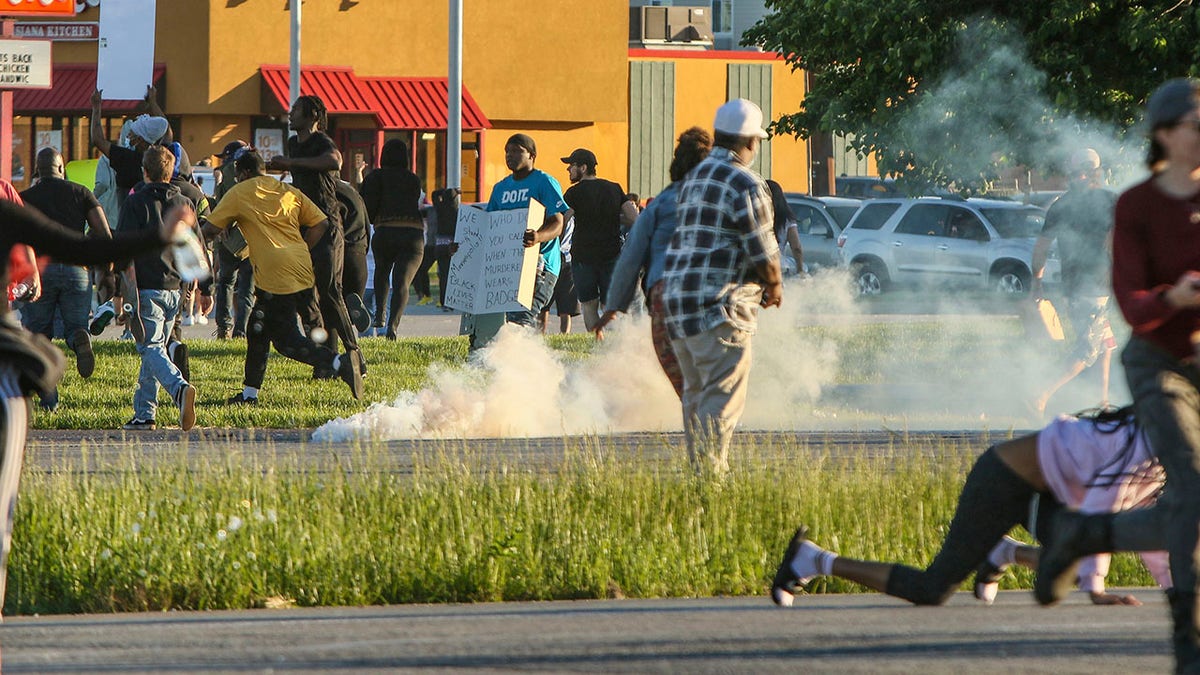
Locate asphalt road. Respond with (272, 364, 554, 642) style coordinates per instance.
(0, 591, 1170, 673)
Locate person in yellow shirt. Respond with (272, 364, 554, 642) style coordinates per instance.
(201, 149, 362, 403)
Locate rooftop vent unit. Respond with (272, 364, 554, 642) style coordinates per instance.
(630, 6, 714, 50)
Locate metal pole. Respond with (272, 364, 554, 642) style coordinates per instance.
(0, 19, 12, 184)
(289, 0, 301, 106)
(447, 0, 462, 190)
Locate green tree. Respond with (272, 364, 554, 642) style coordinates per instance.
(745, 1, 1199, 192)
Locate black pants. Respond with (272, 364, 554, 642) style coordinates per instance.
(309, 225, 359, 354)
(342, 242, 368, 300)
(884, 447, 1059, 605)
(243, 287, 335, 389)
(214, 245, 254, 336)
(371, 227, 425, 337)
(413, 245, 434, 299)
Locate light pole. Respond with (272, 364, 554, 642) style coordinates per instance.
(289, 0, 301, 107)
(447, 0, 462, 190)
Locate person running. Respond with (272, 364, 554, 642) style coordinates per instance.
(201, 149, 363, 403)
(771, 407, 1169, 608)
(0, 188, 188, 614)
(267, 95, 361, 368)
(594, 127, 713, 399)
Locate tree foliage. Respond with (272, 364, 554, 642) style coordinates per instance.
(745, 1, 1200, 192)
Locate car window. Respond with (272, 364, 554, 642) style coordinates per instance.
(981, 207, 1044, 238)
(827, 205, 859, 229)
(946, 207, 988, 241)
(895, 204, 949, 237)
(848, 203, 900, 231)
(793, 205, 830, 237)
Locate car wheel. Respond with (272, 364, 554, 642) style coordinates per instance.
(993, 264, 1030, 296)
(853, 261, 887, 296)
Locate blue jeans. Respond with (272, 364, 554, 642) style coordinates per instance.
(20, 263, 90, 349)
(571, 258, 616, 304)
(506, 268, 558, 328)
(134, 289, 186, 422)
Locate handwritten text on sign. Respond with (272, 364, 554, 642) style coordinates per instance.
(444, 200, 543, 314)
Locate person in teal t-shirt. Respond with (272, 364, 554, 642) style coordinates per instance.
(485, 133, 570, 327)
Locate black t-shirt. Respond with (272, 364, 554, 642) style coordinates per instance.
(335, 180, 369, 252)
(765, 179, 796, 243)
(20, 177, 101, 235)
(562, 177, 625, 264)
(286, 132, 342, 230)
(1041, 186, 1117, 295)
(108, 145, 144, 194)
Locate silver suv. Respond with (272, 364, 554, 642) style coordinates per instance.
(836, 197, 1057, 296)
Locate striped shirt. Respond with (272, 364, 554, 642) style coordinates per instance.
(661, 147, 779, 339)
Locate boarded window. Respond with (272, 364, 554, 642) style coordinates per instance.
(727, 63, 772, 179)
(628, 61, 675, 199)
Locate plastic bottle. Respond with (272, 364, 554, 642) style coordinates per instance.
(172, 227, 211, 283)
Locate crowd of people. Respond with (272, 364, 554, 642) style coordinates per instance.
(0, 76, 1197, 667)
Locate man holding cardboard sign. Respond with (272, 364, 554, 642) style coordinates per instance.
(451, 134, 569, 345)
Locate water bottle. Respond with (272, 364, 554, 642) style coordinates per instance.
(172, 227, 211, 283)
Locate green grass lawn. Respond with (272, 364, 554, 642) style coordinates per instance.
(6, 436, 1156, 614)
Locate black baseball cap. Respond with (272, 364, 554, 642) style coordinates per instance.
(220, 140, 250, 159)
(560, 148, 597, 167)
(506, 133, 537, 157)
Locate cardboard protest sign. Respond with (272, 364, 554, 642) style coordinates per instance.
(444, 199, 543, 314)
(97, 0, 155, 100)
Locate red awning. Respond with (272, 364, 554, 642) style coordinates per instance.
(260, 65, 490, 131)
(15, 63, 166, 114)
(260, 65, 379, 116)
(360, 77, 490, 130)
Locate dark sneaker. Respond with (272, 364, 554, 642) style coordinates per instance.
(771, 526, 812, 607)
(72, 328, 94, 378)
(89, 301, 116, 336)
(39, 388, 59, 413)
(337, 350, 363, 400)
(973, 561, 1004, 605)
(174, 383, 197, 431)
(169, 341, 190, 383)
(226, 392, 259, 405)
(122, 418, 156, 430)
(312, 365, 337, 380)
(1034, 511, 1109, 606)
(345, 292, 371, 333)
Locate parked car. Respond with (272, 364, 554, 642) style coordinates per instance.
(783, 193, 862, 272)
(835, 176, 900, 199)
(836, 197, 1059, 296)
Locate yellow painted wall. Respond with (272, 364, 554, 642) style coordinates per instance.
(202, 0, 627, 124)
(480, 122, 629, 203)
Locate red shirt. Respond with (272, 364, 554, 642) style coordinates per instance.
(1112, 177, 1200, 360)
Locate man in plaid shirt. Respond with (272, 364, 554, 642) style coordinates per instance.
(661, 99, 783, 474)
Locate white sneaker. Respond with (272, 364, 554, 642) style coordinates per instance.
(182, 315, 194, 327)
(195, 314, 209, 325)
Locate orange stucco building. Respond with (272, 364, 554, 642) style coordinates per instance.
(6, 0, 811, 201)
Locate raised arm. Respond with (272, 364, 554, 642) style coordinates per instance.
(143, 85, 173, 145)
(89, 89, 112, 157)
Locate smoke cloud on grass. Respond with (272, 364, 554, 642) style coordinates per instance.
(313, 271, 851, 441)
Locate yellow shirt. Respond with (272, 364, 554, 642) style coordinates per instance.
(205, 175, 324, 294)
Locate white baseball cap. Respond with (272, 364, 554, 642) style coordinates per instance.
(714, 98, 769, 139)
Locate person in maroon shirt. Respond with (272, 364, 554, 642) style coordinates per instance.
(1035, 78, 1200, 672)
